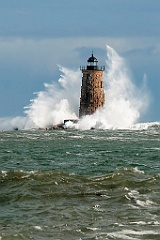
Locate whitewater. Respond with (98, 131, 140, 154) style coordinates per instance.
(0, 45, 159, 131)
(1, 46, 160, 239)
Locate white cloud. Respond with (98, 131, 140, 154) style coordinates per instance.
(0, 36, 160, 119)
(1, 36, 160, 63)
(0, 36, 160, 85)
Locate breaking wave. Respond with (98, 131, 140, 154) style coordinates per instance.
(0, 45, 153, 131)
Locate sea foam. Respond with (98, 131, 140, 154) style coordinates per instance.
(0, 45, 151, 131)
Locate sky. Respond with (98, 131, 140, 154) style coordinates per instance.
(0, 0, 160, 121)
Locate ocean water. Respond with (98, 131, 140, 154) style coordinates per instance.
(0, 125, 160, 240)
(0, 45, 159, 239)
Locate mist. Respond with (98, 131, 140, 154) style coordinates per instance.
(0, 45, 152, 131)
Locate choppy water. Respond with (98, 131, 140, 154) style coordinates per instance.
(0, 125, 160, 239)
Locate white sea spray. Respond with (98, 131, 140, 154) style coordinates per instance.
(0, 45, 152, 130)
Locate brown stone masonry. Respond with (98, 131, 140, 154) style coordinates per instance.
(79, 69, 105, 118)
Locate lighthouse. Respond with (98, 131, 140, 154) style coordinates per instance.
(79, 53, 105, 118)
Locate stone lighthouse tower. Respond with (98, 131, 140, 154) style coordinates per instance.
(79, 53, 105, 118)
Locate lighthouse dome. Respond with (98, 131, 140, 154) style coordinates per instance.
(87, 54, 98, 63)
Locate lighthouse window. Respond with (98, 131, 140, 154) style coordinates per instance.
(86, 92, 89, 100)
(86, 74, 90, 79)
